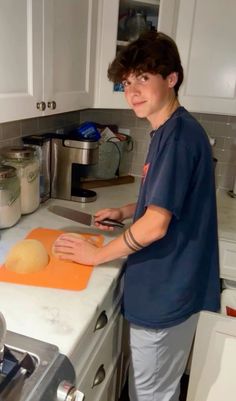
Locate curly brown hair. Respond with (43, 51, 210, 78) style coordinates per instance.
(107, 31, 184, 96)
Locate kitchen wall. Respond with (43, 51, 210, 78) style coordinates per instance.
(0, 110, 235, 190)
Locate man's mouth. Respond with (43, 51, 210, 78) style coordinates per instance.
(132, 100, 146, 107)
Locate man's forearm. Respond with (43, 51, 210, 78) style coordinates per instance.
(93, 205, 172, 265)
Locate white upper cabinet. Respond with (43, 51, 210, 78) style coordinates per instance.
(176, 0, 236, 115)
(94, 0, 179, 109)
(0, 0, 98, 123)
(0, 0, 43, 122)
(43, 0, 98, 115)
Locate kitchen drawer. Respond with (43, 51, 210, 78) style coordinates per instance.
(219, 240, 236, 280)
(71, 274, 124, 380)
(77, 308, 123, 401)
(93, 365, 118, 401)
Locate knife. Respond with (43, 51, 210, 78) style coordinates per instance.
(48, 205, 124, 228)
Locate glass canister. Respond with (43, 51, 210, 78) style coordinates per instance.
(125, 9, 148, 41)
(1, 146, 40, 214)
(0, 165, 21, 228)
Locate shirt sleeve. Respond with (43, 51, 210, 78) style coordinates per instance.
(145, 138, 195, 220)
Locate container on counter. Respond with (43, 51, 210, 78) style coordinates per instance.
(22, 133, 52, 202)
(125, 9, 148, 41)
(0, 165, 21, 228)
(1, 147, 40, 214)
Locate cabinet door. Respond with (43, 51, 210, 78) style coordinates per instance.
(94, 366, 118, 401)
(187, 311, 236, 401)
(219, 240, 236, 281)
(77, 311, 123, 401)
(93, 0, 124, 109)
(176, 0, 236, 115)
(43, 0, 98, 115)
(94, 0, 178, 109)
(0, 0, 43, 123)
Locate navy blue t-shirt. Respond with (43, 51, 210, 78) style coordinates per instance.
(122, 107, 220, 329)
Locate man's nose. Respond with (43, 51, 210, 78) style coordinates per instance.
(127, 82, 140, 94)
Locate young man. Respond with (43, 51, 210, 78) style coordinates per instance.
(54, 32, 220, 401)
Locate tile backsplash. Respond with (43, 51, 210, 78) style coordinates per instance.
(80, 109, 236, 191)
(0, 109, 235, 191)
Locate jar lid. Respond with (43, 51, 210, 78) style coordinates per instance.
(1, 146, 36, 160)
(0, 165, 17, 179)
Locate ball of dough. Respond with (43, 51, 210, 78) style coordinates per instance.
(5, 239, 49, 274)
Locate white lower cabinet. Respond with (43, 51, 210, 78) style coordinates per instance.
(187, 311, 236, 401)
(219, 240, 236, 281)
(94, 365, 119, 401)
(72, 276, 125, 401)
(77, 308, 123, 401)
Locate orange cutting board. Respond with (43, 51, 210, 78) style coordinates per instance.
(0, 228, 104, 291)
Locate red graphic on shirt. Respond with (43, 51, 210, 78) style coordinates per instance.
(142, 163, 150, 182)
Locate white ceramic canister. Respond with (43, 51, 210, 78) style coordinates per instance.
(2, 147, 40, 214)
(0, 165, 21, 228)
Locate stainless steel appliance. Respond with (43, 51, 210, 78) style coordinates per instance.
(51, 137, 99, 203)
(0, 330, 83, 401)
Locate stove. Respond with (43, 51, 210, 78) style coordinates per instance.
(0, 330, 84, 401)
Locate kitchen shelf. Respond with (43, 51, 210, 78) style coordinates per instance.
(117, 0, 159, 43)
(117, 40, 129, 46)
(81, 175, 135, 189)
(119, 0, 159, 17)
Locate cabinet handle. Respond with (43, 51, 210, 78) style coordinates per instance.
(94, 311, 108, 331)
(47, 100, 57, 110)
(36, 101, 46, 111)
(92, 364, 106, 388)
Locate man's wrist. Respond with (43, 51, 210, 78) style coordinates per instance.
(119, 207, 126, 221)
(120, 203, 135, 220)
(92, 249, 102, 266)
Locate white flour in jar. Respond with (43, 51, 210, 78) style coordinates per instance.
(0, 197, 21, 228)
(0, 182, 21, 228)
(20, 159, 40, 214)
(1, 147, 40, 215)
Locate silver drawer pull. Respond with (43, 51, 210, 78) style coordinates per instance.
(47, 100, 57, 109)
(92, 364, 106, 388)
(94, 311, 108, 331)
(36, 101, 46, 111)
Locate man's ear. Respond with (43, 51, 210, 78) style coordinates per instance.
(167, 72, 178, 88)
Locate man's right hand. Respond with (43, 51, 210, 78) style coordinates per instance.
(94, 208, 123, 231)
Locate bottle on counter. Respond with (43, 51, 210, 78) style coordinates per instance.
(1, 146, 40, 215)
(0, 165, 21, 228)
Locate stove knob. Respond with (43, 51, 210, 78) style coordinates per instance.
(57, 381, 84, 401)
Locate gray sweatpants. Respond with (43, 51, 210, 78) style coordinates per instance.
(128, 313, 199, 401)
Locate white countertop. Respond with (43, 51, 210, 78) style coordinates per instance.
(0, 181, 140, 360)
(0, 181, 236, 360)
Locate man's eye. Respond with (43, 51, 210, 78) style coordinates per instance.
(139, 74, 148, 82)
(122, 80, 129, 87)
